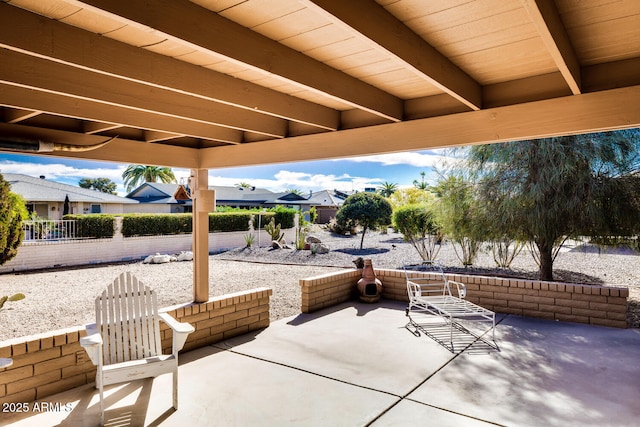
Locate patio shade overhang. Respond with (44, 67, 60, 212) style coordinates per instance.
(0, 0, 638, 170)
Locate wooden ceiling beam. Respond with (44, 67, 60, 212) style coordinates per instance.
(0, 49, 285, 138)
(0, 2, 339, 131)
(304, 0, 482, 111)
(522, 0, 582, 94)
(83, 121, 122, 135)
(0, 83, 242, 144)
(4, 108, 41, 124)
(199, 85, 640, 168)
(74, 0, 404, 122)
(0, 122, 200, 168)
(143, 130, 182, 143)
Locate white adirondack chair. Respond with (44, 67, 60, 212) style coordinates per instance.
(80, 272, 194, 425)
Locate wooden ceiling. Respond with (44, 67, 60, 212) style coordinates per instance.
(0, 0, 638, 169)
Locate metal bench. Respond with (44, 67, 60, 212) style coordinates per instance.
(403, 260, 495, 349)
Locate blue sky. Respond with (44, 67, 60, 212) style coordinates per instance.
(0, 150, 454, 196)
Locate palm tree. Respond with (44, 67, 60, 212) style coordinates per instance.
(413, 171, 429, 190)
(122, 165, 176, 192)
(235, 182, 252, 189)
(377, 181, 398, 197)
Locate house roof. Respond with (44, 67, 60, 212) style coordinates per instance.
(0, 0, 637, 170)
(127, 182, 276, 204)
(3, 173, 137, 204)
(126, 182, 348, 207)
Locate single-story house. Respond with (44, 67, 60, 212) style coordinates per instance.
(4, 173, 138, 219)
(125, 182, 351, 222)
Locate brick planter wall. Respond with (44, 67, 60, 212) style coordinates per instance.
(300, 268, 628, 328)
(0, 288, 272, 405)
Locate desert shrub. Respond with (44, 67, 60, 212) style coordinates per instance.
(393, 203, 442, 261)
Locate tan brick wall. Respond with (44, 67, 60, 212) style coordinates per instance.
(299, 270, 361, 313)
(0, 287, 272, 405)
(300, 268, 628, 328)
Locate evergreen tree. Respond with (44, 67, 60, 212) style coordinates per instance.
(0, 174, 28, 265)
(336, 192, 392, 249)
(467, 130, 640, 280)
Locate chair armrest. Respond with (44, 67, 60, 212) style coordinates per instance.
(159, 312, 195, 355)
(406, 280, 421, 298)
(448, 280, 467, 299)
(80, 324, 103, 366)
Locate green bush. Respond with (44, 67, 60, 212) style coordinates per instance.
(64, 209, 295, 238)
(1, 178, 28, 265)
(209, 212, 257, 232)
(121, 214, 191, 237)
(271, 206, 297, 229)
(64, 214, 115, 239)
(393, 203, 442, 261)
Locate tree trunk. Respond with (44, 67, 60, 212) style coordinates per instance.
(537, 241, 554, 281)
(360, 226, 367, 249)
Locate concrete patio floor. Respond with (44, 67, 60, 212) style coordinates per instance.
(2, 300, 639, 427)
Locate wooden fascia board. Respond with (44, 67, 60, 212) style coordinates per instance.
(304, 0, 482, 111)
(0, 82, 242, 144)
(198, 85, 640, 168)
(521, 0, 581, 94)
(76, 0, 403, 122)
(0, 123, 200, 168)
(0, 49, 286, 138)
(0, 2, 339, 131)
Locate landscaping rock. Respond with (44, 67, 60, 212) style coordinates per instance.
(176, 251, 193, 261)
(312, 243, 330, 254)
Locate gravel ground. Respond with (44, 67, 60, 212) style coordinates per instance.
(1, 227, 638, 342)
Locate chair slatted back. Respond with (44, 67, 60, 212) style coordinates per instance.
(95, 272, 162, 365)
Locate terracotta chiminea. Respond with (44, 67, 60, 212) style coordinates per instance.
(356, 259, 382, 303)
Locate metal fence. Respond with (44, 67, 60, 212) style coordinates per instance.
(22, 220, 79, 244)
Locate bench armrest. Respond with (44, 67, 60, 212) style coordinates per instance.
(159, 312, 195, 355)
(80, 324, 103, 366)
(448, 280, 467, 299)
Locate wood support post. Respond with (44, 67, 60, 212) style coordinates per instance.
(191, 168, 213, 303)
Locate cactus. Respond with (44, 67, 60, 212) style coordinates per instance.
(265, 218, 284, 242)
(0, 293, 25, 310)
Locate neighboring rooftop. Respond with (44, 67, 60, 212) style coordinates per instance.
(126, 182, 351, 207)
(3, 173, 137, 204)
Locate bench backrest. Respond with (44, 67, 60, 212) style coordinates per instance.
(95, 272, 162, 365)
(402, 260, 452, 298)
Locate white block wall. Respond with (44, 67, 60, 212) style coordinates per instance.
(1, 227, 295, 273)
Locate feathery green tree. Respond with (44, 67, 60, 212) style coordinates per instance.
(467, 130, 640, 280)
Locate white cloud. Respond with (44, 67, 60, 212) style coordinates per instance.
(208, 170, 382, 193)
(1, 160, 129, 194)
(0, 160, 125, 182)
(336, 150, 455, 168)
